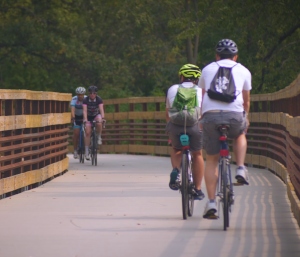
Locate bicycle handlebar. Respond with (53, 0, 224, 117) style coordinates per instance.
(83, 119, 106, 128)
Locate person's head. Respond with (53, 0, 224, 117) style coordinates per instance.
(75, 87, 86, 101)
(215, 39, 238, 60)
(178, 64, 202, 83)
(88, 85, 98, 99)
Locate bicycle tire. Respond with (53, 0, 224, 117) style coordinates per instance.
(91, 133, 95, 165)
(93, 131, 98, 166)
(181, 152, 189, 220)
(188, 154, 194, 217)
(221, 158, 229, 230)
(79, 129, 85, 163)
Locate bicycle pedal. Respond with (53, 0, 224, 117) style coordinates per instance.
(233, 182, 244, 186)
(207, 214, 219, 220)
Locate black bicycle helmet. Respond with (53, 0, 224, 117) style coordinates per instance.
(88, 85, 98, 93)
(215, 39, 238, 55)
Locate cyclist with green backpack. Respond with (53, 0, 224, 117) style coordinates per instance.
(165, 64, 205, 200)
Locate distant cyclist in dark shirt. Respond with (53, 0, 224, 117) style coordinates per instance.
(82, 85, 105, 160)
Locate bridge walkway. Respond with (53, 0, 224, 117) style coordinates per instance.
(0, 154, 299, 257)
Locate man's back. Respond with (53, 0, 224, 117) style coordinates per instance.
(199, 59, 251, 113)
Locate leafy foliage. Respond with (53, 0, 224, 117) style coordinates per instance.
(0, 0, 299, 96)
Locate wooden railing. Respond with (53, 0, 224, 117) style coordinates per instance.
(246, 75, 300, 225)
(97, 75, 300, 226)
(0, 90, 71, 198)
(4, 78, 298, 223)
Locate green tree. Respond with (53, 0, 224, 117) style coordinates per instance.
(0, 0, 299, 96)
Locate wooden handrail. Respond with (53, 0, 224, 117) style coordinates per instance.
(0, 90, 71, 197)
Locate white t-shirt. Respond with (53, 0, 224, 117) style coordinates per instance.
(198, 59, 251, 114)
(166, 82, 202, 109)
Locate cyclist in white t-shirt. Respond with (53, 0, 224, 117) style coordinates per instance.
(198, 39, 252, 219)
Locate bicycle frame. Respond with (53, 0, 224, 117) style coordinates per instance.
(215, 125, 234, 231)
(179, 134, 194, 220)
(88, 119, 106, 166)
(78, 123, 85, 163)
(73, 119, 85, 163)
(90, 121, 98, 166)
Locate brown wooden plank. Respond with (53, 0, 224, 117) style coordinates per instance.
(0, 145, 69, 173)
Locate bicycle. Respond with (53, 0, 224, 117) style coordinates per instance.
(89, 119, 106, 166)
(73, 119, 85, 163)
(215, 124, 235, 231)
(178, 133, 195, 220)
(78, 122, 85, 163)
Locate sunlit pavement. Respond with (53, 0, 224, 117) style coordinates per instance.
(0, 154, 299, 257)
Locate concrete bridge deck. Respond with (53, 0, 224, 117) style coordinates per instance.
(0, 154, 299, 257)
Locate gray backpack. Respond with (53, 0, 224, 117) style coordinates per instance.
(207, 63, 238, 103)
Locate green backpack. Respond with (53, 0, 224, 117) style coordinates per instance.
(168, 84, 201, 126)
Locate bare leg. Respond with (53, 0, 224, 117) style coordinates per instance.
(95, 118, 103, 135)
(85, 126, 91, 147)
(171, 148, 182, 169)
(233, 133, 247, 166)
(204, 154, 219, 200)
(191, 150, 204, 190)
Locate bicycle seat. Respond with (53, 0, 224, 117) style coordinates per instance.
(216, 125, 230, 135)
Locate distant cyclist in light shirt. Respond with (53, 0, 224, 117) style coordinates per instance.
(70, 87, 87, 159)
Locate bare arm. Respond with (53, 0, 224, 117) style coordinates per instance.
(201, 88, 206, 110)
(242, 90, 250, 113)
(71, 106, 75, 120)
(242, 90, 250, 127)
(166, 108, 170, 122)
(198, 89, 206, 129)
(99, 104, 104, 119)
(83, 105, 87, 121)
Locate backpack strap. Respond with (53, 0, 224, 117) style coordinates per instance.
(178, 83, 198, 89)
(215, 61, 238, 69)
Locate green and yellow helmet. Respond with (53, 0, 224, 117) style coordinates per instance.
(178, 64, 201, 79)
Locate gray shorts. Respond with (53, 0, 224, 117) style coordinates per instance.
(165, 121, 203, 151)
(201, 111, 247, 155)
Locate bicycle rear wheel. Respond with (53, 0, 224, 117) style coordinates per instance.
(187, 155, 194, 217)
(181, 152, 189, 220)
(221, 158, 229, 230)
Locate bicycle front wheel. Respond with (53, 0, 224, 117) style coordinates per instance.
(91, 134, 95, 165)
(187, 155, 194, 217)
(221, 158, 229, 230)
(79, 130, 85, 163)
(181, 152, 189, 220)
(93, 132, 98, 166)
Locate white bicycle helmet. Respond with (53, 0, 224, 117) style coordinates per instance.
(75, 87, 86, 94)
